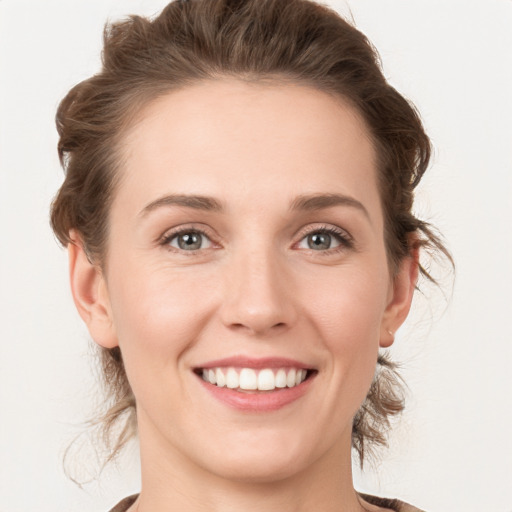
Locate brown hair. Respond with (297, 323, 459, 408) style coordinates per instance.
(51, 0, 451, 468)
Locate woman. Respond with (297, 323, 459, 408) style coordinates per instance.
(50, 0, 450, 510)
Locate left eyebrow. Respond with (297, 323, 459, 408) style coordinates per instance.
(289, 193, 370, 220)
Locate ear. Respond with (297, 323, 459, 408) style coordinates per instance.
(380, 247, 419, 348)
(68, 232, 118, 349)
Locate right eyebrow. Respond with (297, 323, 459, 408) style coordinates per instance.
(138, 194, 224, 218)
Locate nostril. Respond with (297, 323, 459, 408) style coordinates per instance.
(228, 321, 288, 334)
(230, 323, 247, 330)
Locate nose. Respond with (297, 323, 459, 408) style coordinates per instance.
(219, 246, 297, 337)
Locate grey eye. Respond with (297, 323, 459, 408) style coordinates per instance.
(169, 231, 211, 251)
(307, 233, 333, 250)
(297, 230, 343, 251)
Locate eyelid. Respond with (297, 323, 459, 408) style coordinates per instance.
(156, 222, 354, 254)
(293, 223, 354, 251)
(158, 223, 221, 251)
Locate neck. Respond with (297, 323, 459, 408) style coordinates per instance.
(135, 413, 368, 512)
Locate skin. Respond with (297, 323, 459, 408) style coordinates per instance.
(69, 79, 418, 512)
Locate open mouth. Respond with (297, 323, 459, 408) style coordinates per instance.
(194, 367, 316, 392)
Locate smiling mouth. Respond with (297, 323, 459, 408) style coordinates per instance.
(195, 367, 315, 392)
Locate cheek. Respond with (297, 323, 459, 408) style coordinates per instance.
(107, 261, 219, 366)
(301, 263, 390, 396)
(307, 264, 389, 343)
(104, 262, 223, 418)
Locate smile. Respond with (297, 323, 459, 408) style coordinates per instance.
(199, 367, 309, 392)
(193, 357, 317, 411)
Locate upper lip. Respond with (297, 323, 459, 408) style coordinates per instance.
(195, 356, 314, 370)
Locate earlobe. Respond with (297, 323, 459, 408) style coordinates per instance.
(380, 247, 419, 348)
(68, 232, 118, 349)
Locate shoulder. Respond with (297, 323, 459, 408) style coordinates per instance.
(359, 493, 427, 512)
(108, 494, 138, 512)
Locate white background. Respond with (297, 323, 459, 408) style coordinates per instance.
(1, 1, 511, 511)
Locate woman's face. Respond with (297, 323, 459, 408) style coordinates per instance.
(74, 79, 415, 482)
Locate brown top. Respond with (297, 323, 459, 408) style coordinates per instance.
(109, 493, 425, 512)
(359, 493, 426, 512)
(109, 495, 137, 512)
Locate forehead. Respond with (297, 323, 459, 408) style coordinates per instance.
(116, 79, 380, 219)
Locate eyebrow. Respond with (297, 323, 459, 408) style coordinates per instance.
(289, 193, 369, 219)
(139, 192, 369, 219)
(139, 194, 224, 217)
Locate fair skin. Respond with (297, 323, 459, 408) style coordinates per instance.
(69, 79, 417, 512)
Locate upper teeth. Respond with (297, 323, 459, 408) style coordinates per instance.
(201, 367, 307, 391)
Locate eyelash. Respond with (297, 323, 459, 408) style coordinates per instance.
(159, 224, 354, 254)
(159, 225, 216, 255)
(294, 224, 354, 254)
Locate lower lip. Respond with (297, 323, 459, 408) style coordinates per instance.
(196, 373, 315, 412)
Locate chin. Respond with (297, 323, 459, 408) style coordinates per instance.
(184, 425, 325, 484)
(201, 451, 307, 484)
